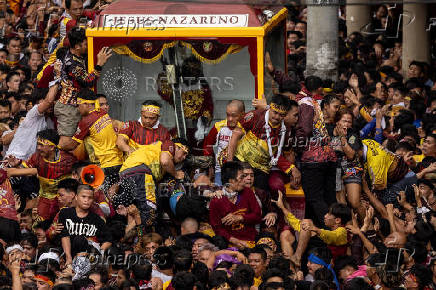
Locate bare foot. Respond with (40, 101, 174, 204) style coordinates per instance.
(290, 254, 301, 268)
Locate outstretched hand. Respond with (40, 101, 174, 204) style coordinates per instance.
(272, 190, 285, 209)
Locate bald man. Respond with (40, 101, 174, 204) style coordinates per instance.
(203, 100, 245, 185)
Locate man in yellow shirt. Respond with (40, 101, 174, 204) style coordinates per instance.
(273, 191, 350, 267)
(60, 89, 123, 186)
(360, 139, 416, 204)
(114, 138, 189, 231)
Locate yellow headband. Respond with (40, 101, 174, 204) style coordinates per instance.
(270, 103, 287, 114)
(142, 105, 160, 115)
(323, 87, 333, 93)
(257, 237, 274, 246)
(175, 143, 188, 153)
(37, 138, 57, 147)
(77, 98, 100, 110)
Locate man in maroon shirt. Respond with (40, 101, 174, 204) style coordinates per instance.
(209, 161, 262, 249)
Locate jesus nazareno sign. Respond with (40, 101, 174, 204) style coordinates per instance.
(99, 14, 250, 29)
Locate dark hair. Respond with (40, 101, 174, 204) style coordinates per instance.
(310, 280, 330, 290)
(72, 278, 95, 290)
(7, 36, 20, 46)
(20, 233, 38, 248)
(261, 268, 285, 283)
(321, 94, 340, 110)
(287, 30, 303, 39)
(0, 99, 11, 110)
(394, 110, 415, 131)
(208, 270, 229, 289)
(289, 99, 299, 110)
(211, 235, 228, 250)
(56, 47, 68, 60)
(0, 63, 10, 74)
(57, 178, 79, 194)
(267, 256, 292, 276)
(6, 71, 20, 83)
(35, 266, 56, 285)
(77, 184, 94, 195)
(329, 203, 351, 224)
(305, 76, 323, 92)
(409, 99, 426, 119)
(399, 124, 419, 144)
(65, 0, 83, 10)
(405, 78, 424, 91)
(344, 278, 374, 290)
(309, 247, 332, 264)
(172, 271, 197, 290)
(334, 108, 353, 124)
(14, 111, 27, 125)
(96, 94, 107, 99)
(192, 262, 209, 287)
(107, 220, 126, 243)
(392, 84, 407, 96)
(280, 79, 301, 95)
(130, 258, 152, 281)
(72, 161, 91, 175)
(395, 141, 414, 153)
(142, 100, 161, 107)
(409, 60, 424, 71)
(78, 88, 97, 101)
(404, 240, 428, 265)
(53, 284, 73, 290)
(239, 162, 253, 171)
(416, 179, 435, 190)
(16, 66, 31, 82)
(231, 264, 254, 288)
(172, 137, 190, 154)
(153, 246, 174, 270)
(175, 235, 194, 251)
(271, 94, 292, 112)
(334, 255, 358, 275)
(37, 129, 59, 146)
(314, 268, 335, 286)
(173, 249, 193, 274)
(413, 220, 434, 245)
(31, 88, 49, 104)
(68, 27, 86, 48)
(409, 264, 433, 290)
(221, 161, 242, 186)
(248, 246, 267, 262)
(88, 266, 109, 285)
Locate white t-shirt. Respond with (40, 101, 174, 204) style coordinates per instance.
(152, 269, 172, 284)
(1, 129, 12, 158)
(6, 105, 54, 160)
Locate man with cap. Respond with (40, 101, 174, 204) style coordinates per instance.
(113, 138, 189, 231)
(117, 100, 171, 155)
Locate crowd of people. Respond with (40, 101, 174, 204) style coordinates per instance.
(0, 0, 435, 290)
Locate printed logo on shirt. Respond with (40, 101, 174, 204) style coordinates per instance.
(65, 219, 98, 236)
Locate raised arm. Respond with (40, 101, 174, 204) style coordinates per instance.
(226, 127, 244, 161)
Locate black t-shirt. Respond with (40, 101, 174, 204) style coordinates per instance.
(58, 207, 111, 244)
